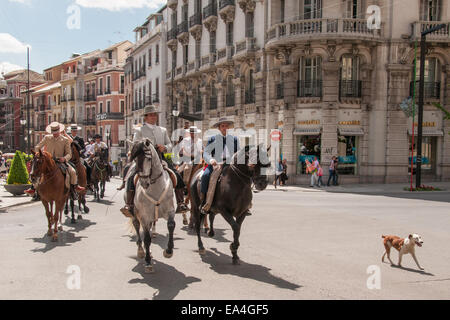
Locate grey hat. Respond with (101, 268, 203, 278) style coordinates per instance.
(143, 105, 160, 115)
(212, 117, 234, 128)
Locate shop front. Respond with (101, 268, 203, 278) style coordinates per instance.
(294, 110, 322, 175)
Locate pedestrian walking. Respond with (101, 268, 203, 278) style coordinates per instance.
(274, 159, 283, 188)
(309, 157, 319, 187)
(281, 159, 288, 186)
(327, 156, 337, 186)
(317, 164, 324, 187)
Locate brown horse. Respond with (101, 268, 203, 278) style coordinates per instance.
(91, 148, 108, 202)
(30, 150, 70, 242)
(64, 143, 89, 222)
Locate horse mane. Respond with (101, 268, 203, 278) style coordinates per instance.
(40, 151, 57, 173)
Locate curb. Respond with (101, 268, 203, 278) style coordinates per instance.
(0, 200, 37, 211)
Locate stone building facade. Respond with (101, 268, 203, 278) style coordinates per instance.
(164, 0, 450, 184)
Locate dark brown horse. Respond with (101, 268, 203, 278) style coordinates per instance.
(30, 150, 70, 242)
(190, 145, 271, 264)
(91, 148, 108, 202)
(64, 143, 89, 222)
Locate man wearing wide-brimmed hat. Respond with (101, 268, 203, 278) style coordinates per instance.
(121, 105, 175, 217)
(177, 126, 203, 185)
(25, 122, 85, 196)
(67, 124, 92, 187)
(200, 117, 240, 213)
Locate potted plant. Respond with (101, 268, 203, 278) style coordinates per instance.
(4, 151, 32, 196)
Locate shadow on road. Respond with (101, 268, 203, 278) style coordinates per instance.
(200, 247, 301, 291)
(389, 264, 435, 276)
(181, 225, 231, 244)
(129, 257, 201, 300)
(27, 218, 96, 253)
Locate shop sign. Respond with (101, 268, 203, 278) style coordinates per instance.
(297, 120, 320, 125)
(412, 122, 436, 127)
(338, 120, 361, 125)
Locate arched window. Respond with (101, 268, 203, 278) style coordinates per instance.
(210, 80, 217, 110)
(420, 0, 442, 21)
(226, 75, 235, 107)
(245, 70, 255, 104)
(412, 57, 441, 99)
(340, 55, 361, 98)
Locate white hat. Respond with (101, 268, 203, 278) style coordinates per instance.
(186, 126, 202, 134)
(46, 122, 65, 134)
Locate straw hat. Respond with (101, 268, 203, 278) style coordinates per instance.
(212, 117, 234, 128)
(46, 122, 65, 134)
(69, 124, 82, 131)
(143, 105, 160, 115)
(186, 126, 202, 134)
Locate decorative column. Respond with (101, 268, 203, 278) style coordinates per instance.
(441, 64, 450, 180)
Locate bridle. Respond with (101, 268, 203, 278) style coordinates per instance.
(31, 154, 59, 186)
(136, 148, 163, 186)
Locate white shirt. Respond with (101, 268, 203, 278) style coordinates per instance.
(180, 136, 203, 160)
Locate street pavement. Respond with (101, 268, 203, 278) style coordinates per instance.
(0, 178, 449, 300)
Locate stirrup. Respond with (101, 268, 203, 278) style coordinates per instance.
(120, 206, 134, 218)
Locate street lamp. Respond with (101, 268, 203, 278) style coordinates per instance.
(20, 119, 26, 152)
(172, 109, 180, 141)
(105, 129, 111, 148)
(0, 140, 3, 152)
(415, 23, 446, 188)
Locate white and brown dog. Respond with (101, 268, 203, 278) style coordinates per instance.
(382, 234, 424, 270)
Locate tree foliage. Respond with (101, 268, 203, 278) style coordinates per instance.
(6, 151, 30, 185)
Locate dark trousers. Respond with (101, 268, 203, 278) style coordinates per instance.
(327, 169, 337, 186)
(201, 165, 213, 194)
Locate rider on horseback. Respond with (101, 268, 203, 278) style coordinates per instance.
(67, 124, 92, 188)
(121, 105, 173, 217)
(90, 134, 112, 181)
(25, 122, 85, 197)
(201, 117, 240, 214)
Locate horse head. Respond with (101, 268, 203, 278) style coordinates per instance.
(132, 139, 157, 189)
(249, 144, 271, 191)
(71, 142, 82, 160)
(30, 149, 53, 185)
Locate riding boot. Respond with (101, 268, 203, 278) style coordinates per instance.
(120, 190, 135, 218)
(175, 188, 188, 213)
(200, 192, 208, 215)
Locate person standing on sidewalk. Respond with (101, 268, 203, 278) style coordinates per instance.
(309, 157, 319, 187)
(317, 164, 324, 187)
(281, 159, 288, 186)
(274, 159, 283, 188)
(327, 156, 337, 186)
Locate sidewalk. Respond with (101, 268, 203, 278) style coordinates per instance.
(267, 181, 450, 194)
(0, 178, 34, 210)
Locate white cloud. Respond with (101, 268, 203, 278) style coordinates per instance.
(0, 62, 24, 76)
(8, 0, 32, 5)
(75, 0, 165, 11)
(0, 33, 31, 54)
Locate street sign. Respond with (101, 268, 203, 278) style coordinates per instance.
(271, 130, 282, 141)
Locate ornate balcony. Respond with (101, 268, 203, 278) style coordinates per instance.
(409, 81, 441, 100)
(167, 0, 178, 10)
(297, 80, 323, 98)
(203, 2, 218, 32)
(189, 12, 202, 38)
(411, 21, 449, 42)
(209, 96, 217, 110)
(266, 18, 382, 48)
(276, 83, 284, 100)
(226, 93, 235, 107)
(219, 0, 235, 23)
(167, 27, 178, 49)
(339, 80, 362, 100)
(233, 37, 256, 60)
(177, 21, 189, 44)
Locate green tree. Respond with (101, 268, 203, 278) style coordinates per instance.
(433, 102, 450, 135)
(7, 151, 30, 185)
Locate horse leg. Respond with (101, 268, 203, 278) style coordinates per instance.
(64, 200, 69, 215)
(82, 195, 89, 214)
(133, 217, 144, 259)
(143, 226, 154, 273)
(208, 213, 216, 238)
(163, 211, 176, 258)
(42, 200, 52, 236)
(221, 213, 246, 265)
(100, 180, 105, 198)
(196, 212, 206, 255)
(77, 197, 83, 220)
(52, 204, 59, 242)
(204, 214, 210, 234)
(151, 221, 157, 238)
(70, 197, 76, 224)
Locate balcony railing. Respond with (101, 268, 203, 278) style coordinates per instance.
(411, 21, 450, 41)
(178, 21, 188, 35)
(203, 2, 217, 20)
(61, 96, 67, 102)
(189, 12, 202, 29)
(68, 95, 75, 101)
(266, 18, 381, 45)
(167, 27, 178, 41)
(105, 88, 111, 95)
(84, 119, 96, 126)
(339, 80, 362, 99)
(152, 94, 160, 104)
(219, 0, 235, 10)
(84, 94, 96, 101)
(297, 80, 323, 98)
(276, 83, 284, 99)
(194, 98, 202, 113)
(226, 93, 235, 107)
(409, 81, 441, 100)
(209, 96, 217, 110)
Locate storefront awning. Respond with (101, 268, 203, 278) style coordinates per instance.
(293, 127, 321, 135)
(408, 128, 444, 136)
(338, 127, 364, 136)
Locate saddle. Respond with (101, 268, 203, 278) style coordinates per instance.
(199, 165, 224, 212)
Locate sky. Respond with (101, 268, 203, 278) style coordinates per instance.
(0, 0, 166, 76)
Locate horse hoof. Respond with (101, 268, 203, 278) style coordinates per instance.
(84, 207, 90, 214)
(77, 215, 82, 220)
(163, 250, 173, 259)
(151, 232, 157, 238)
(47, 230, 53, 236)
(199, 248, 206, 255)
(183, 219, 188, 225)
(232, 258, 240, 265)
(52, 234, 58, 242)
(64, 211, 68, 216)
(208, 230, 215, 238)
(204, 227, 209, 234)
(58, 226, 63, 231)
(188, 222, 194, 229)
(71, 218, 76, 224)
(144, 265, 154, 274)
(137, 247, 145, 259)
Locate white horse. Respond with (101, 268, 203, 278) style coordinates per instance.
(125, 138, 177, 273)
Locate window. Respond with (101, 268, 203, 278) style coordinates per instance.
(409, 136, 436, 173)
(345, 0, 360, 19)
(412, 57, 441, 99)
(337, 136, 358, 175)
(340, 55, 361, 98)
(226, 75, 235, 107)
(120, 101, 125, 114)
(99, 102, 103, 114)
(155, 45, 159, 63)
(184, 45, 188, 65)
(156, 78, 159, 98)
(420, 0, 442, 21)
(106, 76, 111, 93)
(302, 0, 322, 19)
(246, 12, 254, 37)
(210, 80, 217, 110)
(280, 0, 285, 23)
(298, 56, 322, 97)
(182, 4, 188, 21)
(297, 135, 321, 174)
(210, 31, 216, 53)
(195, 40, 201, 61)
(107, 101, 111, 113)
(120, 75, 124, 94)
(99, 78, 103, 94)
(226, 22, 233, 46)
(172, 50, 177, 70)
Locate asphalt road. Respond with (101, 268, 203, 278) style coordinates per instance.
(0, 179, 449, 300)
